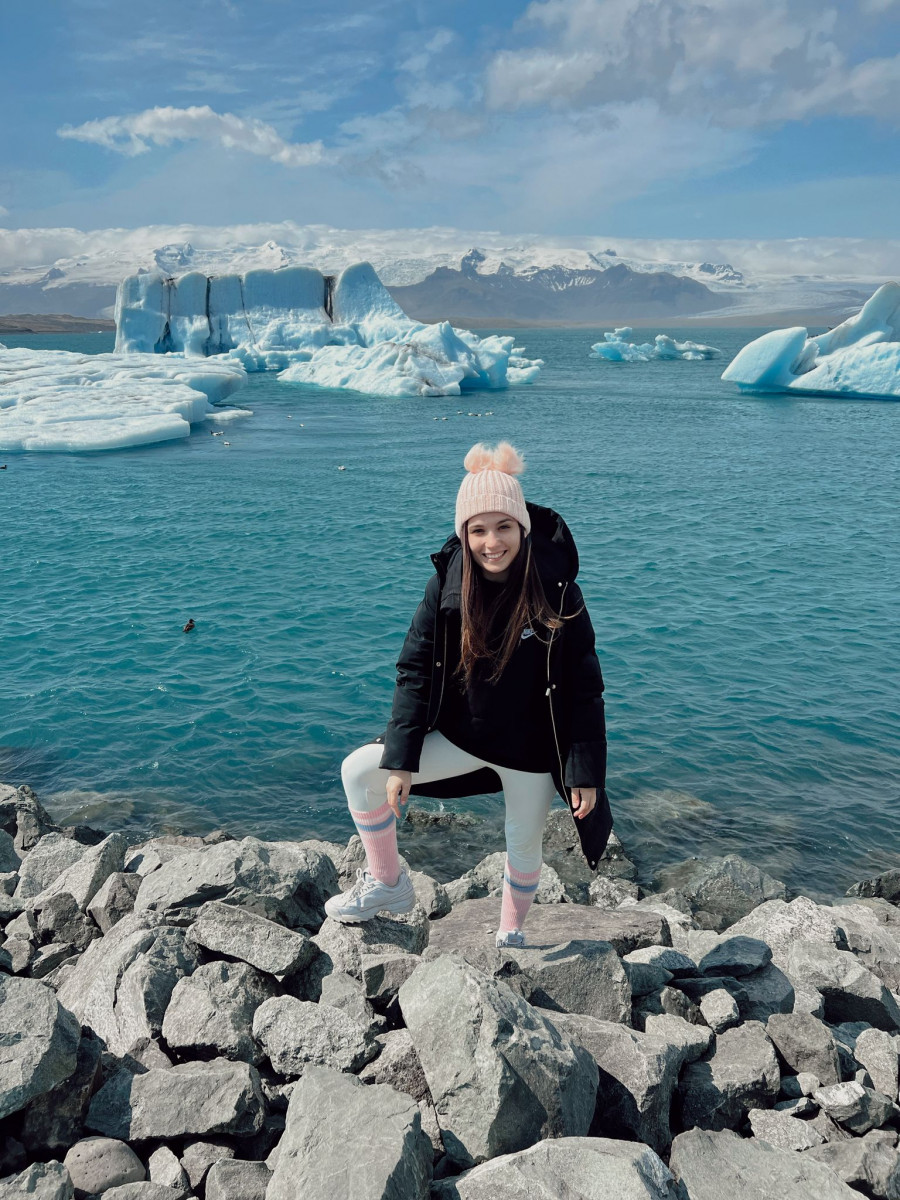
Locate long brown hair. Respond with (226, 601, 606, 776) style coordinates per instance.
(458, 522, 564, 687)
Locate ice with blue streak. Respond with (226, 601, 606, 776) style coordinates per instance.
(591, 328, 723, 362)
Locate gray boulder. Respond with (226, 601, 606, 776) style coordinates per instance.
(847, 868, 900, 905)
(134, 837, 338, 930)
(398, 954, 597, 1168)
(766, 1012, 841, 1084)
(678, 1021, 780, 1131)
(162, 960, 278, 1063)
(180, 1141, 234, 1190)
(361, 951, 422, 1008)
(252, 995, 376, 1075)
(427, 897, 670, 957)
(625, 945, 697, 977)
(101, 1186, 192, 1199)
(0, 976, 80, 1119)
(1, 935, 34, 973)
(737, 962, 795, 1021)
(408, 870, 451, 919)
(833, 902, 900, 991)
(319, 969, 381, 1030)
(787, 940, 900, 1030)
(20, 1028, 103, 1154)
(87, 872, 141, 934)
(698, 936, 772, 976)
(432, 1136, 684, 1199)
(267, 1066, 432, 1200)
(37, 892, 100, 950)
(624, 960, 674, 997)
(654, 855, 786, 931)
(147, 1147, 190, 1193)
(14, 833, 87, 900)
(0, 783, 56, 853)
(804, 1129, 900, 1198)
(854, 1027, 899, 1100)
(310, 908, 429, 986)
(633, 984, 704, 1030)
(747, 1108, 826, 1150)
(31, 833, 127, 912)
(699, 988, 740, 1033)
(57, 911, 199, 1056)
(725, 896, 842, 969)
(63, 1137, 145, 1194)
(359, 1029, 430, 1100)
(669, 1127, 860, 1198)
(0, 830, 19, 874)
(185, 900, 317, 977)
(589, 875, 641, 907)
(445, 852, 573, 905)
(812, 1081, 896, 1134)
(204, 1160, 270, 1200)
(0, 1161, 73, 1200)
(86, 1058, 265, 1140)
(507, 939, 631, 1023)
(547, 1011, 709, 1154)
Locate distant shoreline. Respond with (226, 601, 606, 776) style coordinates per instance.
(0, 314, 116, 334)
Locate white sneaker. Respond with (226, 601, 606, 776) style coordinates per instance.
(324, 868, 417, 924)
(496, 929, 526, 949)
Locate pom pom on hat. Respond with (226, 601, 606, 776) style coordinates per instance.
(455, 441, 530, 538)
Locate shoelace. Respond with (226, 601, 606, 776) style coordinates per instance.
(348, 867, 379, 898)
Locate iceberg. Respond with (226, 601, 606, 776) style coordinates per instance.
(590, 328, 722, 362)
(115, 261, 541, 397)
(0, 349, 248, 453)
(722, 283, 900, 400)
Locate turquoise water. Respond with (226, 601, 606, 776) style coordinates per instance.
(2, 328, 898, 897)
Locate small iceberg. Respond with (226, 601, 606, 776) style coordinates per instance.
(0, 349, 248, 452)
(116, 261, 541, 398)
(723, 283, 900, 400)
(590, 328, 722, 362)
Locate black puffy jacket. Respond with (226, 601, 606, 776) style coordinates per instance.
(377, 501, 612, 869)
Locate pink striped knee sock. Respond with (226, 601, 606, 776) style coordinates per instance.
(499, 859, 542, 932)
(349, 802, 401, 886)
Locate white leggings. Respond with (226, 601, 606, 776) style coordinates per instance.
(340, 731, 557, 875)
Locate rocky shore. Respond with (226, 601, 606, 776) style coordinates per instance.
(1, 780, 899, 1200)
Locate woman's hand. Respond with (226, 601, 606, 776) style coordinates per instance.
(570, 787, 597, 820)
(386, 771, 413, 820)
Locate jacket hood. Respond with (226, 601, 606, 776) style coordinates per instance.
(430, 502, 580, 612)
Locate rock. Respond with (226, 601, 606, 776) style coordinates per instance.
(589, 875, 641, 907)
(787, 940, 900, 1030)
(0, 785, 57, 853)
(252, 996, 376, 1075)
(748, 1108, 826, 1150)
(624, 961, 673, 997)
(319, 969, 381, 1030)
(775, 1095, 818, 1115)
(0, 1161, 73, 1200)
(86, 1058, 265, 1140)
(854, 1027, 899, 1099)
(812, 1080, 896, 1134)
(506, 939, 631, 1022)
(30, 942, 80, 981)
(808, 1109, 855, 1143)
(669, 1127, 860, 1198)
(204, 1160, 269, 1200)
(0, 870, 17, 897)
(642, 1014, 714, 1061)
(0, 975, 80, 1119)
(699, 936, 772, 976)
(134, 837, 338, 931)
(361, 952, 422, 1008)
(185, 900, 317, 977)
(63, 1137, 145, 1194)
(180, 1141, 234, 1190)
(633, 985, 703, 1031)
(20, 1028, 103, 1154)
(726, 896, 842, 969)
(804, 1130, 900, 1198)
(37, 892, 100, 950)
(0, 831, 19, 874)
(125, 838, 200, 875)
(833, 903, 900, 991)
(426, 897, 670, 957)
(87, 872, 141, 934)
(310, 908, 429, 986)
(624, 946, 698, 977)
(57, 911, 200, 1057)
(359, 1029, 430, 1098)
(31, 834, 127, 912)
(847, 868, 900, 905)
(408, 870, 451, 919)
(677, 1021, 780, 1131)
(766, 1013, 841, 1084)
(101, 1185, 191, 1199)
(547, 1011, 707, 1154)
(781, 1071, 821, 1098)
(267, 1066, 432, 1200)
(162, 960, 279, 1063)
(0, 1140, 28, 1178)
(794, 982, 827, 1018)
(432, 1136, 682, 1199)
(654, 854, 786, 931)
(147, 1148, 189, 1194)
(445, 852, 574, 905)
(4, 909, 35, 942)
(699, 988, 740, 1033)
(398, 954, 597, 1168)
(675, 929, 723, 961)
(2, 935, 34, 973)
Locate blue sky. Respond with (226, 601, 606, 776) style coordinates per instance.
(3, 0, 899, 238)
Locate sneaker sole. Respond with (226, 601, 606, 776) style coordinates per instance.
(325, 895, 417, 924)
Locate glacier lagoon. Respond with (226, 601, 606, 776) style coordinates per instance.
(1, 326, 898, 897)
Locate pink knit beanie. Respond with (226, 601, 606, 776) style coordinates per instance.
(455, 442, 531, 538)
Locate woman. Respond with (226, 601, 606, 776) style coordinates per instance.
(326, 442, 611, 946)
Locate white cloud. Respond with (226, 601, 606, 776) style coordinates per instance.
(57, 105, 326, 167)
(486, 0, 900, 127)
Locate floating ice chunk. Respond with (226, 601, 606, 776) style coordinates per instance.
(0, 348, 248, 452)
(590, 328, 722, 362)
(723, 283, 900, 400)
(115, 261, 540, 395)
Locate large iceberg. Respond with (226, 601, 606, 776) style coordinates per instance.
(723, 283, 900, 400)
(590, 328, 722, 362)
(115, 261, 541, 397)
(0, 349, 248, 452)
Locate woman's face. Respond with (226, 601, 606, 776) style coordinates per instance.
(466, 511, 522, 583)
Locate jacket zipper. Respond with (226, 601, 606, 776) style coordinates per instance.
(547, 582, 568, 791)
(428, 620, 449, 731)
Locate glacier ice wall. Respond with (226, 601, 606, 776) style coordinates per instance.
(723, 283, 900, 400)
(115, 261, 541, 397)
(0, 349, 248, 452)
(590, 328, 722, 362)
